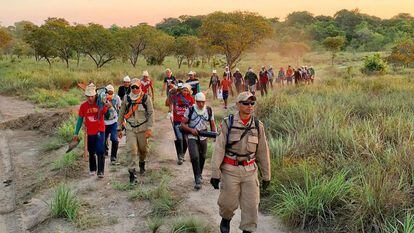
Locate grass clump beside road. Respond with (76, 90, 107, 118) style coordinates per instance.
(170, 216, 214, 233)
(258, 76, 414, 232)
(50, 184, 80, 221)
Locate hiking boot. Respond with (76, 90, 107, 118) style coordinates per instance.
(110, 158, 119, 166)
(129, 169, 137, 184)
(220, 218, 231, 233)
(89, 171, 96, 176)
(177, 159, 183, 165)
(194, 183, 202, 190)
(242, 231, 252, 233)
(97, 172, 104, 178)
(139, 162, 146, 175)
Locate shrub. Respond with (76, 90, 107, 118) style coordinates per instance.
(361, 54, 388, 75)
(50, 184, 80, 221)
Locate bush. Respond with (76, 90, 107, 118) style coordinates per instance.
(171, 217, 213, 233)
(361, 54, 388, 75)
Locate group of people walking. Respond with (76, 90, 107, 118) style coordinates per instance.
(71, 65, 275, 232)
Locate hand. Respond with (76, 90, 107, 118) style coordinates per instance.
(210, 178, 220, 189)
(117, 130, 123, 139)
(167, 112, 172, 119)
(72, 135, 79, 142)
(262, 180, 270, 192)
(145, 129, 152, 138)
(191, 129, 199, 136)
(105, 101, 113, 108)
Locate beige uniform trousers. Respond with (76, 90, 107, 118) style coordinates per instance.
(218, 163, 260, 232)
(126, 131, 148, 171)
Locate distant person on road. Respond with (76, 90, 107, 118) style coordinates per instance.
(186, 71, 200, 96)
(73, 84, 109, 178)
(209, 70, 220, 100)
(233, 68, 244, 94)
(140, 70, 155, 102)
(267, 66, 274, 88)
(244, 67, 259, 95)
(286, 65, 294, 85)
(223, 66, 234, 97)
(259, 66, 269, 96)
(220, 75, 232, 109)
(278, 67, 286, 86)
(118, 76, 131, 101)
(181, 92, 216, 190)
(309, 66, 316, 84)
(210, 91, 271, 233)
(162, 68, 177, 97)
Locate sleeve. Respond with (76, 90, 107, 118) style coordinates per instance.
(117, 98, 127, 130)
(163, 77, 167, 83)
(74, 117, 83, 135)
(78, 104, 85, 117)
(145, 96, 154, 129)
(211, 119, 228, 179)
(255, 122, 271, 181)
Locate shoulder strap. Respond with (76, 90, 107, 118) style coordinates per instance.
(187, 106, 195, 125)
(225, 114, 234, 149)
(207, 106, 212, 121)
(254, 117, 260, 138)
(141, 94, 148, 112)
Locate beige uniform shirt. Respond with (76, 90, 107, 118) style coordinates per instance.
(117, 94, 154, 133)
(211, 112, 271, 181)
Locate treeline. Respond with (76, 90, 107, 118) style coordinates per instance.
(0, 9, 413, 69)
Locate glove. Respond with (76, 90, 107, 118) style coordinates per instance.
(210, 178, 220, 189)
(262, 180, 270, 191)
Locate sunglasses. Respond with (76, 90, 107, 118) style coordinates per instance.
(239, 101, 256, 106)
(131, 85, 140, 90)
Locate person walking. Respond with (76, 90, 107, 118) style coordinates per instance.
(244, 68, 259, 95)
(259, 66, 269, 96)
(168, 83, 195, 165)
(233, 68, 244, 94)
(210, 91, 271, 233)
(104, 84, 122, 165)
(140, 70, 155, 101)
(220, 75, 232, 109)
(118, 76, 131, 101)
(117, 79, 154, 183)
(73, 84, 109, 178)
(186, 71, 200, 96)
(181, 92, 216, 190)
(209, 70, 220, 99)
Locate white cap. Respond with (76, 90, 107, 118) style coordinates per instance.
(165, 68, 171, 72)
(177, 83, 184, 89)
(195, 92, 206, 101)
(123, 75, 131, 82)
(142, 70, 149, 77)
(212, 70, 217, 74)
(235, 68, 240, 72)
(188, 71, 194, 75)
(183, 83, 192, 90)
(106, 84, 115, 92)
(85, 83, 96, 97)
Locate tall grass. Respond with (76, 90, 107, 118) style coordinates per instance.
(258, 76, 414, 232)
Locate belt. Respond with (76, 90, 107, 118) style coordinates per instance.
(223, 157, 255, 166)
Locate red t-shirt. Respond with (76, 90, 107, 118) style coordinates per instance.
(79, 101, 107, 135)
(221, 78, 232, 91)
(171, 94, 195, 122)
(141, 78, 153, 94)
(241, 117, 251, 126)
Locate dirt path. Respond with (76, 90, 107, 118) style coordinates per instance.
(0, 96, 36, 123)
(152, 111, 287, 233)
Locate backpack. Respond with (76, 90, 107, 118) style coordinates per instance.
(224, 114, 260, 157)
(185, 106, 213, 132)
(125, 94, 149, 128)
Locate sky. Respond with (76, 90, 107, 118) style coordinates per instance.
(1, 0, 414, 27)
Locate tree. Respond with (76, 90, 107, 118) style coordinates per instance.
(119, 24, 158, 67)
(387, 39, 414, 68)
(78, 23, 119, 68)
(323, 36, 345, 65)
(174, 36, 199, 68)
(0, 27, 12, 52)
(285, 11, 314, 26)
(144, 31, 174, 65)
(361, 53, 388, 75)
(24, 24, 58, 66)
(43, 17, 74, 68)
(199, 11, 272, 69)
(278, 42, 310, 66)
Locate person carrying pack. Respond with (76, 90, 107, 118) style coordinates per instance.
(210, 91, 271, 233)
(104, 84, 122, 165)
(181, 92, 216, 190)
(117, 79, 154, 183)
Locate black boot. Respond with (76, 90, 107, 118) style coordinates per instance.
(220, 218, 231, 233)
(243, 231, 252, 233)
(174, 140, 181, 158)
(139, 161, 146, 174)
(177, 139, 184, 165)
(110, 140, 119, 163)
(129, 169, 137, 184)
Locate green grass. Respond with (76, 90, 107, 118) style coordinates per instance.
(50, 184, 80, 221)
(170, 216, 213, 233)
(52, 151, 78, 171)
(146, 217, 164, 233)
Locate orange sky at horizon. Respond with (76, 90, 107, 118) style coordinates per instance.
(1, 0, 414, 27)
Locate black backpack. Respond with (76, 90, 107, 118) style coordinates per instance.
(224, 114, 260, 157)
(125, 94, 149, 128)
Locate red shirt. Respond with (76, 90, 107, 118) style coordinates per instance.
(221, 78, 232, 91)
(79, 101, 107, 135)
(241, 117, 251, 126)
(140, 78, 153, 94)
(170, 94, 195, 122)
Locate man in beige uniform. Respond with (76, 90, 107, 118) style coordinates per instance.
(210, 91, 271, 233)
(117, 79, 154, 183)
